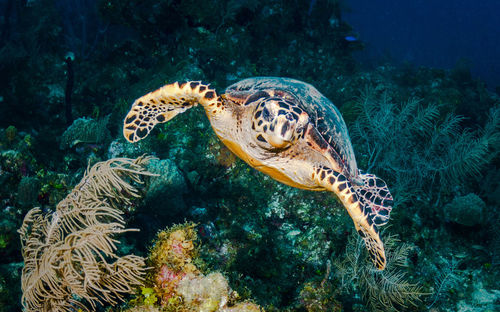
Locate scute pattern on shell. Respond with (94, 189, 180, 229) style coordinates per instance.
(226, 77, 359, 179)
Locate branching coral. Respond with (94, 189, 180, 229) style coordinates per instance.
(18, 157, 156, 312)
(334, 231, 424, 311)
(426, 257, 461, 309)
(350, 88, 500, 202)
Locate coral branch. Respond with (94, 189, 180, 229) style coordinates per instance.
(18, 157, 156, 312)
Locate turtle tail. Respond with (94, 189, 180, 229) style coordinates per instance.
(123, 81, 219, 143)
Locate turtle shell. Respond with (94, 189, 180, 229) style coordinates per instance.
(226, 77, 359, 180)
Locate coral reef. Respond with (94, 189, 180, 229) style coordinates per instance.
(334, 232, 424, 311)
(177, 272, 231, 310)
(145, 158, 188, 218)
(443, 193, 486, 226)
(15, 176, 40, 209)
(299, 280, 343, 312)
(60, 116, 112, 150)
(1, 1, 500, 311)
(18, 157, 155, 311)
(350, 87, 500, 202)
(427, 257, 461, 309)
(5, 125, 17, 144)
(127, 223, 263, 312)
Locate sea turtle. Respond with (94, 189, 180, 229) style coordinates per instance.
(123, 77, 393, 270)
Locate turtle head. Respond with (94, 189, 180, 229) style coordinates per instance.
(252, 97, 309, 150)
(123, 81, 218, 143)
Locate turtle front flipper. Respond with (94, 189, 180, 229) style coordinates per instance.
(123, 81, 219, 143)
(352, 172, 393, 227)
(314, 166, 388, 270)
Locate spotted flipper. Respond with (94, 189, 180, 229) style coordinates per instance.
(353, 172, 393, 226)
(314, 167, 389, 270)
(123, 81, 219, 143)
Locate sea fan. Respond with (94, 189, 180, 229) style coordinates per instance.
(18, 157, 156, 312)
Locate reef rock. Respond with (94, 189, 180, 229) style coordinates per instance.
(145, 158, 187, 218)
(443, 193, 486, 226)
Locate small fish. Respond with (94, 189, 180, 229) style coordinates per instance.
(344, 36, 358, 42)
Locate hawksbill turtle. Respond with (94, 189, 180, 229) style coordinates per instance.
(123, 77, 393, 270)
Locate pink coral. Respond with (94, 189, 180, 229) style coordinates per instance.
(155, 264, 186, 304)
(156, 265, 185, 288)
(170, 239, 185, 255)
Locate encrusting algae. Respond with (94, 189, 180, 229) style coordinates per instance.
(127, 223, 263, 312)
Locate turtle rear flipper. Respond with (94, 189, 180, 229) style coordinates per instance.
(123, 81, 219, 143)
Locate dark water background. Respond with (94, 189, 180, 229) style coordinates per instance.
(344, 0, 500, 88)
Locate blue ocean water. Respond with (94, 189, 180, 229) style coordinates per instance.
(344, 0, 500, 88)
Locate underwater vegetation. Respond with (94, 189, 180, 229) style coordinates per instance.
(334, 232, 424, 311)
(350, 87, 500, 203)
(0, 0, 499, 311)
(125, 223, 262, 312)
(18, 157, 153, 311)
